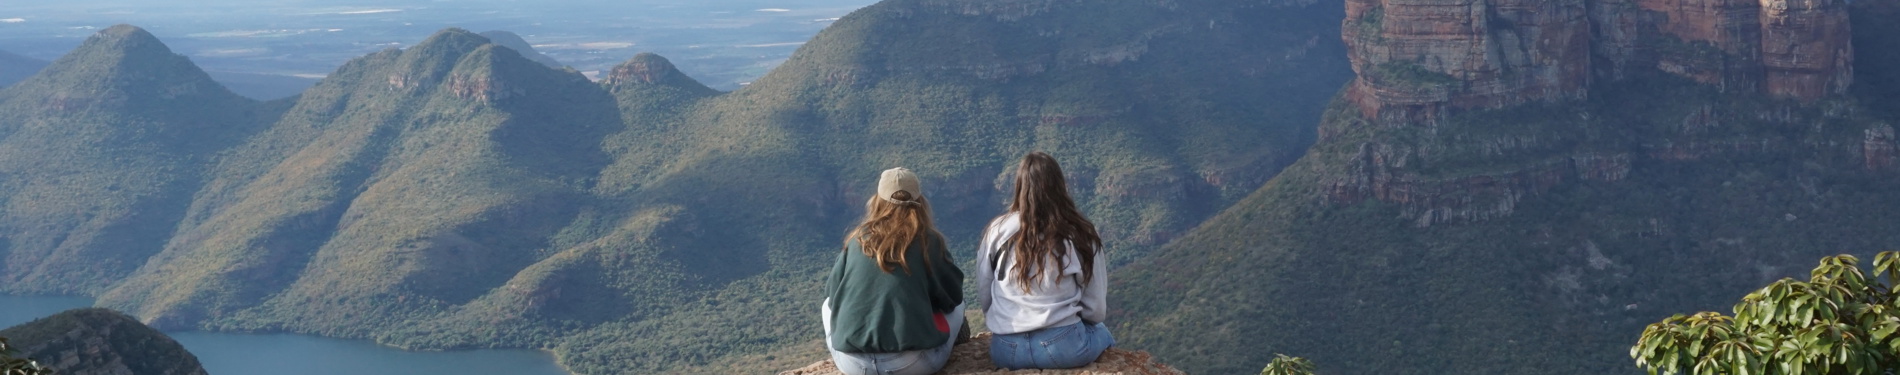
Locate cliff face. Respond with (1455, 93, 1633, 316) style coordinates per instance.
(1342, 0, 1592, 123)
(1758, 0, 1853, 99)
(1345, 0, 1852, 123)
(1114, 0, 1900, 373)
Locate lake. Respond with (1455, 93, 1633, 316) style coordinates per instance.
(0, 295, 570, 375)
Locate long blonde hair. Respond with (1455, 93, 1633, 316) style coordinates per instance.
(846, 190, 943, 274)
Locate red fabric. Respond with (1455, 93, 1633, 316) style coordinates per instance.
(932, 312, 950, 333)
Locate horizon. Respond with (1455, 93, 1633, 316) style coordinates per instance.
(0, 0, 874, 89)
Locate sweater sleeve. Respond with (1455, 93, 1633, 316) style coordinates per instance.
(929, 235, 965, 313)
(1078, 247, 1109, 324)
(974, 221, 997, 314)
(826, 242, 850, 315)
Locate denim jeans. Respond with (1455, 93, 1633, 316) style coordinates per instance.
(823, 301, 964, 375)
(988, 321, 1115, 370)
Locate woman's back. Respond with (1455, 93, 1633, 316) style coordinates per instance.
(820, 167, 966, 375)
(978, 151, 1115, 370)
(826, 233, 962, 353)
(976, 213, 1107, 335)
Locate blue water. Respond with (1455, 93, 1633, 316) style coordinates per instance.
(0, 295, 570, 375)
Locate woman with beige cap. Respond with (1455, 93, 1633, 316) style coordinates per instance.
(822, 167, 966, 375)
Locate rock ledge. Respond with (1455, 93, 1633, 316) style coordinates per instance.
(779, 333, 1184, 375)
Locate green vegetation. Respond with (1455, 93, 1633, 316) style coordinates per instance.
(0, 0, 1352, 373)
(1261, 354, 1317, 375)
(1371, 61, 1457, 88)
(1351, 4, 1384, 40)
(1, 337, 52, 375)
(0, 24, 268, 295)
(9, 0, 1888, 374)
(1115, 21, 1900, 372)
(1, 308, 207, 375)
(1632, 252, 1900, 375)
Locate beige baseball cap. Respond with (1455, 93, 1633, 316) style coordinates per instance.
(878, 167, 922, 204)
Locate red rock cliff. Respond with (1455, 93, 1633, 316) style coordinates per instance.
(1759, 0, 1853, 99)
(1342, 0, 1593, 123)
(1344, 0, 1853, 123)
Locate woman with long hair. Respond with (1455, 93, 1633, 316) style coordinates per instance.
(824, 167, 966, 375)
(977, 151, 1112, 369)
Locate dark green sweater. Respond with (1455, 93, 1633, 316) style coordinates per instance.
(826, 233, 965, 353)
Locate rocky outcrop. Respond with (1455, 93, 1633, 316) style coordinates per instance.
(603, 53, 690, 86)
(1344, 0, 1854, 124)
(779, 333, 1183, 375)
(1758, 0, 1853, 99)
(0, 308, 208, 375)
(1868, 124, 1898, 171)
(1342, 0, 1593, 123)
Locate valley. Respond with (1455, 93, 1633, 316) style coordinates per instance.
(2, 0, 1897, 374)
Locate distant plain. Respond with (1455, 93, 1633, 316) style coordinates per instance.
(0, 0, 873, 93)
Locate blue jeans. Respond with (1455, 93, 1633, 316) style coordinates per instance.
(989, 321, 1115, 370)
(823, 301, 964, 375)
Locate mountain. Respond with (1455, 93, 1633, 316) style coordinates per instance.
(4, 0, 1894, 374)
(97, 27, 622, 336)
(545, 0, 1352, 372)
(0, 0, 1348, 373)
(0, 50, 47, 88)
(480, 31, 565, 68)
(0, 308, 209, 375)
(0, 25, 271, 295)
(1114, 0, 1900, 373)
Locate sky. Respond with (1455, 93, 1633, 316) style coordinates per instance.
(0, 0, 877, 88)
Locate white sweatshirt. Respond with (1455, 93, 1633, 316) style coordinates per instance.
(976, 213, 1108, 335)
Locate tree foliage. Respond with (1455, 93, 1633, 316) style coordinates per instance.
(1260, 354, 1317, 375)
(1632, 252, 1900, 375)
(0, 337, 52, 375)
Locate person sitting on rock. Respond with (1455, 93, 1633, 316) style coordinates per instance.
(977, 151, 1114, 370)
(823, 167, 967, 375)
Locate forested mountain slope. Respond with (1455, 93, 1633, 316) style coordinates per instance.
(1114, 0, 1900, 373)
(0, 0, 1353, 372)
(0, 25, 271, 295)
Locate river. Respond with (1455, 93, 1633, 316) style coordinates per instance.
(0, 295, 570, 375)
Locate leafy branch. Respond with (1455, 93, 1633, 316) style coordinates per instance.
(1632, 251, 1900, 375)
(1261, 354, 1316, 375)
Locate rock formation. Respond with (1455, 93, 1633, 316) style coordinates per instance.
(1758, 0, 1853, 99)
(1344, 0, 1854, 124)
(779, 333, 1184, 375)
(1342, 0, 1593, 123)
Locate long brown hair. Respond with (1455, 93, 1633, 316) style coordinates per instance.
(846, 190, 943, 274)
(1003, 151, 1101, 292)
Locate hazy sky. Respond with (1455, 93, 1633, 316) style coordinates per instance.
(0, 0, 877, 87)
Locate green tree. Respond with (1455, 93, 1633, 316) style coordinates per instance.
(1260, 354, 1317, 375)
(1632, 252, 1900, 375)
(1, 336, 53, 375)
